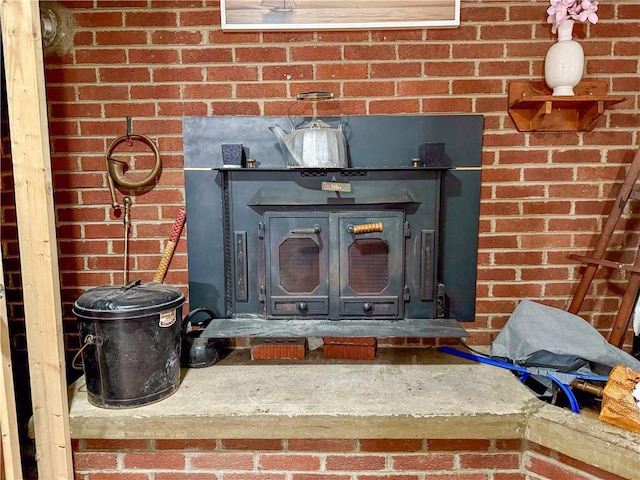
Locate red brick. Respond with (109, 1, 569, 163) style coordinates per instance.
(96, 30, 147, 45)
(74, 12, 123, 27)
(290, 46, 342, 62)
(323, 343, 377, 361)
(104, 102, 156, 117)
(491, 475, 526, 480)
(52, 138, 105, 156)
(480, 24, 533, 40)
(344, 45, 395, 60)
(129, 49, 180, 64)
(344, 81, 395, 98)
(359, 439, 424, 452)
(459, 452, 520, 470)
(258, 454, 322, 471)
(156, 474, 221, 480)
(77, 85, 128, 101)
(153, 439, 217, 450)
(45, 67, 97, 84)
(263, 65, 314, 81)
(317, 31, 369, 42)
(369, 99, 420, 115)
(235, 47, 287, 63)
(182, 84, 233, 100)
(181, 48, 234, 64)
(371, 62, 422, 79)
(397, 80, 449, 96)
(237, 83, 288, 99)
(323, 337, 376, 346)
(222, 476, 285, 480)
(212, 102, 261, 116)
(190, 452, 254, 470)
(99, 67, 151, 83)
(292, 475, 350, 480)
(130, 84, 182, 99)
(77, 48, 129, 65)
(392, 454, 455, 470)
(50, 102, 102, 118)
(452, 79, 503, 94)
(83, 474, 149, 480)
(176, 6, 216, 23)
(206, 65, 258, 82)
(425, 62, 475, 77)
(453, 43, 504, 59)
(251, 338, 308, 360)
(123, 452, 186, 469)
(422, 97, 473, 113)
(398, 44, 449, 60)
(125, 11, 178, 27)
(422, 476, 488, 480)
(325, 455, 386, 471)
(427, 439, 490, 452)
(287, 439, 356, 452)
(73, 452, 118, 470)
(524, 453, 593, 480)
(221, 439, 284, 451)
(151, 30, 202, 45)
(79, 438, 150, 451)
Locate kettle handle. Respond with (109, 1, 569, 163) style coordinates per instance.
(182, 307, 216, 337)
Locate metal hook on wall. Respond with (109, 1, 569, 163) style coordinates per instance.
(105, 118, 162, 211)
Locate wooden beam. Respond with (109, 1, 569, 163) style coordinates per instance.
(0, 1, 73, 478)
(0, 257, 23, 480)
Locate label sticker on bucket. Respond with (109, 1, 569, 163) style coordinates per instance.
(159, 310, 177, 327)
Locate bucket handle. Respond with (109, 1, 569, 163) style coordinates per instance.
(182, 307, 216, 338)
(71, 334, 102, 371)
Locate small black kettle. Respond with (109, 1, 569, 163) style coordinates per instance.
(181, 308, 229, 368)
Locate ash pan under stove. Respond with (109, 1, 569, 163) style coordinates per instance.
(183, 115, 483, 338)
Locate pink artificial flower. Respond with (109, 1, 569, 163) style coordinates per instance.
(578, 0, 599, 24)
(547, 0, 599, 33)
(547, 0, 573, 25)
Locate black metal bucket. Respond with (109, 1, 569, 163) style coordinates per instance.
(72, 280, 185, 408)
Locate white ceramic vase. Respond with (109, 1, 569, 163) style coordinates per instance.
(544, 20, 585, 96)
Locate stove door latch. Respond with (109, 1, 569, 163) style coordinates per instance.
(436, 283, 447, 318)
(403, 285, 410, 302)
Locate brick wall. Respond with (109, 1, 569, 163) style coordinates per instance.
(2, 0, 640, 365)
(71, 438, 627, 479)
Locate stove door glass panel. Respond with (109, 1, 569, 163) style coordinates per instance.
(265, 212, 329, 317)
(348, 238, 389, 294)
(279, 237, 320, 293)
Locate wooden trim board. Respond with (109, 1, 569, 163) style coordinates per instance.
(0, 1, 73, 478)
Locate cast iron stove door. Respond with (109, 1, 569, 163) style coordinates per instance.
(264, 210, 405, 320)
(265, 212, 330, 317)
(338, 211, 404, 319)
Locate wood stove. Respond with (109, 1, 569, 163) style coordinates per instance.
(183, 115, 482, 338)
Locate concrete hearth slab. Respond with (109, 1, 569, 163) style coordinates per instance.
(68, 348, 533, 440)
(68, 348, 640, 479)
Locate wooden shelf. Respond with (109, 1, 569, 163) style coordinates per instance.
(508, 79, 626, 132)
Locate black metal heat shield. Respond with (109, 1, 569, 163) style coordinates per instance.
(183, 114, 483, 338)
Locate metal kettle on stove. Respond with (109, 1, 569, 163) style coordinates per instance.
(269, 92, 348, 168)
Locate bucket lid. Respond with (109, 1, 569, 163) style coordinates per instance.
(73, 280, 185, 320)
